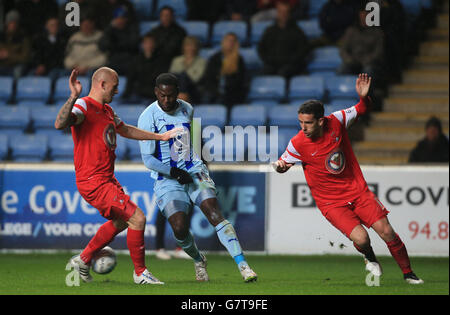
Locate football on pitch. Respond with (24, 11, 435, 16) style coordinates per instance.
(91, 246, 117, 274)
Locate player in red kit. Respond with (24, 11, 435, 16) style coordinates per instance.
(55, 67, 180, 284)
(273, 74, 423, 284)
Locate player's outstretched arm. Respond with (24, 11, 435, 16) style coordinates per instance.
(55, 69, 84, 129)
(117, 124, 182, 141)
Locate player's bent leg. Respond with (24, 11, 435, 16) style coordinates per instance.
(371, 217, 424, 284)
(199, 197, 257, 282)
(124, 206, 163, 284)
(349, 225, 383, 277)
(164, 202, 209, 281)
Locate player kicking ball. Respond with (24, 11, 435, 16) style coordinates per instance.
(55, 67, 181, 284)
(273, 74, 423, 284)
(137, 73, 257, 283)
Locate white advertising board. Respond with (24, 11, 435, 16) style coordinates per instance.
(267, 166, 449, 256)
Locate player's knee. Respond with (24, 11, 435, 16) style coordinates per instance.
(379, 225, 395, 242)
(129, 208, 146, 230)
(350, 228, 370, 248)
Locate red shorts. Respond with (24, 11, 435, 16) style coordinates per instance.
(319, 190, 389, 239)
(77, 176, 137, 222)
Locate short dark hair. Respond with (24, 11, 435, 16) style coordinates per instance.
(159, 5, 174, 15)
(425, 116, 442, 133)
(298, 100, 324, 119)
(155, 73, 179, 88)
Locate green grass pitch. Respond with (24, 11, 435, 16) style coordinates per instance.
(0, 253, 447, 295)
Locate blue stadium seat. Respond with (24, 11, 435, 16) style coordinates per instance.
(250, 21, 272, 46)
(49, 134, 74, 162)
(193, 104, 228, 129)
(211, 21, 248, 46)
(131, 0, 154, 20)
(325, 75, 359, 101)
(156, 0, 187, 19)
(0, 76, 13, 102)
(179, 21, 210, 45)
(16, 77, 51, 102)
(54, 76, 90, 101)
(240, 47, 263, 71)
(268, 105, 299, 128)
(10, 134, 48, 162)
(31, 106, 61, 133)
(298, 19, 323, 40)
(230, 105, 266, 127)
(308, 0, 328, 17)
(199, 47, 220, 60)
(277, 127, 299, 156)
(140, 21, 159, 36)
(289, 76, 325, 101)
(0, 106, 30, 133)
(248, 76, 286, 102)
(307, 46, 342, 74)
(249, 100, 278, 113)
(324, 100, 355, 116)
(114, 105, 146, 126)
(0, 134, 8, 160)
(16, 101, 47, 108)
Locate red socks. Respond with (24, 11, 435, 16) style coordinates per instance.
(80, 220, 120, 263)
(80, 221, 147, 276)
(386, 233, 413, 274)
(127, 228, 146, 276)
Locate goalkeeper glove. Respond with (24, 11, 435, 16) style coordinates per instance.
(170, 167, 193, 185)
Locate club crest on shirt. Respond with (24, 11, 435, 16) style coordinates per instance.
(103, 123, 117, 150)
(325, 149, 345, 174)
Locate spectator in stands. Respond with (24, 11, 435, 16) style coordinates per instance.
(15, 0, 59, 38)
(378, 0, 407, 83)
(257, 1, 309, 78)
(226, 0, 258, 21)
(251, 0, 308, 22)
(99, 5, 140, 76)
(97, 0, 137, 30)
(338, 8, 385, 83)
(318, 0, 359, 45)
(122, 33, 166, 103)
(30, 16, 67, 81)
(200, 32, 247, 107)
(64, 14, 107, 76)
(169, 36, 207, 103)
(0, 10, 31, 79)
(150, 6, 187, 71)
(186, 0, 227, 23)
(409, 117, 449, 163)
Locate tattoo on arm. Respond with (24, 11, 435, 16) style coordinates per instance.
(55, 95, 78, 129)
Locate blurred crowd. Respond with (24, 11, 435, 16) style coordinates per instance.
(0, 0, 441, 109)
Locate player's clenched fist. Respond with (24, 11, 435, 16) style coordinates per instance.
(272, 160, 294, 173)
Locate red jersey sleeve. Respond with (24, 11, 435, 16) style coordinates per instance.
(280, 134, 303, 164)
(331, 96, 371, 129)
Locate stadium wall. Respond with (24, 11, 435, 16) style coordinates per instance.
(0, 164, 448, 256)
